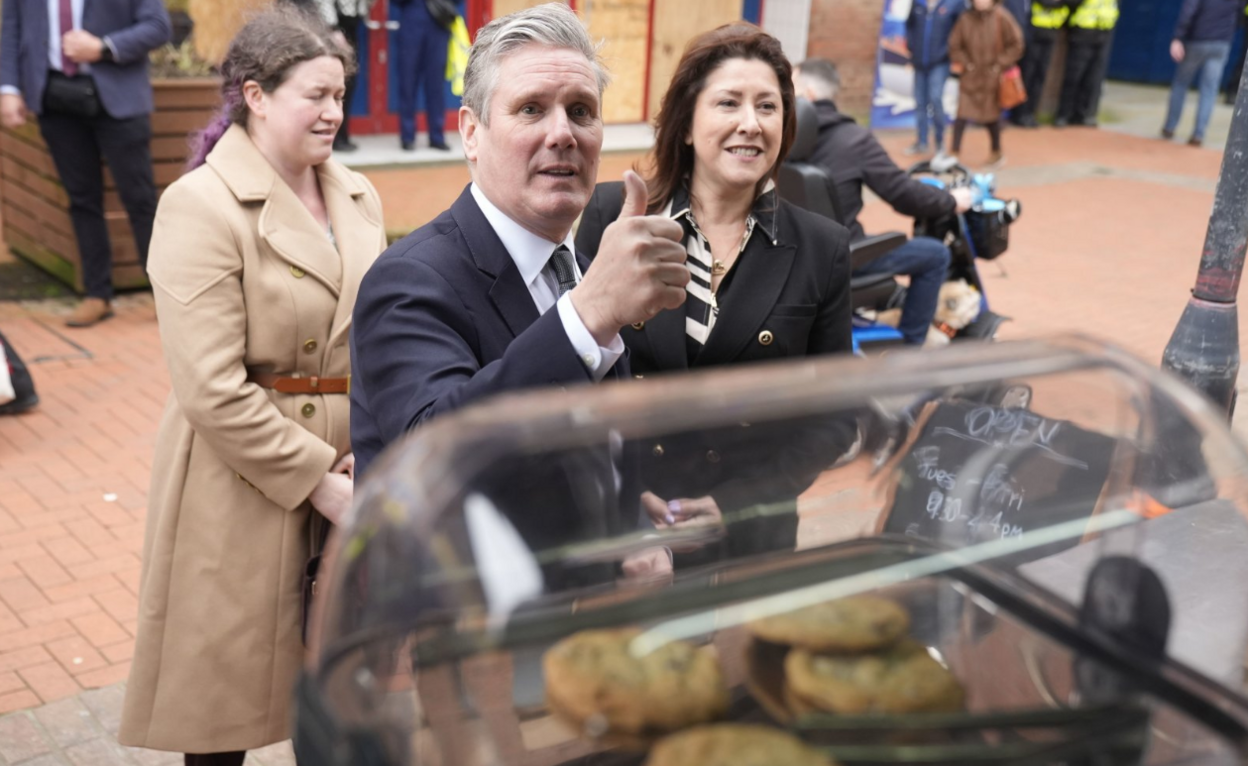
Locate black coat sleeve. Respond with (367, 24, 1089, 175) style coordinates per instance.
(858, 132, 957, 221)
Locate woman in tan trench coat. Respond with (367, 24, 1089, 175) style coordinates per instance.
(948, 0, 1024, 167)
(118, 8, 386, 764)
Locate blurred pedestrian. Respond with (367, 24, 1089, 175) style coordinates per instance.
(0, 0, 171, 327)
(948, 0, 1024, 167)
(1055, 0, 1117, 127)
(1012, 0, 1071, 127)
(905, 0, 964, 156)
(1162, 0, 1242, 146)
(118, 8, 386, 765)
(0, 331, 38, 415)
(394, 0, 453, 151)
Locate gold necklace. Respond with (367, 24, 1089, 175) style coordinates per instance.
(711, 260, 727, 276)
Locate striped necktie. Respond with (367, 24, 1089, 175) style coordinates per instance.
(548, 245, 577, 297)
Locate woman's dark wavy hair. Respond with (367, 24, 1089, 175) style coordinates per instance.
(643, 23, 796, 213)
(187, 5, 357, 169)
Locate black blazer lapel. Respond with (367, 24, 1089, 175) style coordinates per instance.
(699, 236, 797, 365)
(451, 186, 542, 338)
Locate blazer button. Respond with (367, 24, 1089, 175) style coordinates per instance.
(290, 266, 306, 279)
(758, 330, 774, 346)
(634, 374, 644, 380)
(301, 403, 316, 418)
(652, 444, 665, 457)
(706, 450, 721, 463)
(304, 338, 318, 353)
(631, 322, 645, 330)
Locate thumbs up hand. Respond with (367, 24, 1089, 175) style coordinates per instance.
(571, 171, 689, 346)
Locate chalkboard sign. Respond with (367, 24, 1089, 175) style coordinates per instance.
(881, 400, 1116, 563)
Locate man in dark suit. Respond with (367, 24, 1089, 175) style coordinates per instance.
(351, 3, 687, 570)
(0, 0, 170, 327)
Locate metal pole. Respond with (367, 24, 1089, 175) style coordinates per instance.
(1160, 55, 1248, 418)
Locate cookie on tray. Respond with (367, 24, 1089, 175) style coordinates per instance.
(747, 595, 910, 652)
(543, 628, 728, 735)
(785, 639, 965, 714)
(643, 724, 837, 766)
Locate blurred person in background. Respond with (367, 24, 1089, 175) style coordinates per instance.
(0, 0, 170, 327)
(576, 26, 856, 563)
(1055, 0, 1117, 127)
(118, 8, 386, 764)
(1011, 0, 1071, 127)
(905, 0, 964, 156)
(1162, 0, 1242, 146)
(948, 0, 1024, 167)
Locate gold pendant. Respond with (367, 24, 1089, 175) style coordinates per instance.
(711, 260, 726, 276)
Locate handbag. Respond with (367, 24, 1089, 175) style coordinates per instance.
(42, 72, 101, 118)
(301, 514, 332, 646)
(998, 65, 1027, 110)
(424, 0, 457, 29)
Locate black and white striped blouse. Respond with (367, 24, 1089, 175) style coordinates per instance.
(664, 182, 779, 362)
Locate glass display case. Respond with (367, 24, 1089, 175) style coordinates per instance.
(294, 337, 1248, 766)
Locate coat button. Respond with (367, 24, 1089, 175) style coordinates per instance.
(706, 450, 721, 463)
(634, 374, 644, 380)
(290, 266, 306, 278)
(301, 403, 316, 418)
(758, 330, 774, 346)
(303, 338, 318, 353)
(652, 444, 665, 457)
(631, 322, 645, 330)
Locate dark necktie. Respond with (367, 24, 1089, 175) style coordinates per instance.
(59, 0, 77, 76)
(548, 245, 577, 297)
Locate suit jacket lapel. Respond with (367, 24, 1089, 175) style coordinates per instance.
(698, 234, 796, 364)
(321, 162, 383, 350)
(451, 187, 540, 338)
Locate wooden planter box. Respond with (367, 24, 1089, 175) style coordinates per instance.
(0, 76, 221, 293)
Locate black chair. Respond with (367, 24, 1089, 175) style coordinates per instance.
(778, 98, 907, 312)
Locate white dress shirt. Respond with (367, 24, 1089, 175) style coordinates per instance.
(470, 183, 624, 381)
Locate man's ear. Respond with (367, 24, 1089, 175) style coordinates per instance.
(460, 106, 480, 163)
(242, 81, 266, 120)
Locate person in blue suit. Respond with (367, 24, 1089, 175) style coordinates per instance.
(0, 0, 170, 327)
(394, 0, 451, 150)
(351, 3, 685, 574)
(905, 0, 963, 156)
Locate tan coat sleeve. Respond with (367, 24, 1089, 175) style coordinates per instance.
(147, 180, 337, 510)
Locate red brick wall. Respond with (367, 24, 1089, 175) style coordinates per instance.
(805, 0, 885, 121)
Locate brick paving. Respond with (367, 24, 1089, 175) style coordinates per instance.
(1, 94, 1247, 760)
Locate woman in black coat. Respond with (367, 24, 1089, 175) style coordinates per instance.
(575, 23, 855, 564)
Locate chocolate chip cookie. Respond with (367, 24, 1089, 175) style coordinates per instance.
(748, 596, 910, 652)
(643, 724, 837, 766)
(544, 628, 728, 735)
(785, 639, 965, 714)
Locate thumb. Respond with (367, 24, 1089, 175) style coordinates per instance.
(618, 169, 649, 219)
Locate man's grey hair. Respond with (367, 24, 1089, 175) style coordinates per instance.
(462, 2, 610, 125)
(795, 58, 840, 101)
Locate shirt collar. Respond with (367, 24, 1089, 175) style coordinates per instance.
(470, 183, 576, 288)
(668, 179, 780, 246)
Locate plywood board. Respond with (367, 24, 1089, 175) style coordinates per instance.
(491, 0, 555, 24)
(584, 0, 650, 123)
(647, 0, 742, 119)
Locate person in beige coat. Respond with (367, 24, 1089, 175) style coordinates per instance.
(118, 8, 386, 765)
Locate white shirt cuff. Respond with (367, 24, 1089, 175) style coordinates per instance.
(0, 86, 21, 96)
(556, 292, 624, 381)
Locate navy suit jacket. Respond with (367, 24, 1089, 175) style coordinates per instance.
(0, 0, 171, 118)
(351, 185, 631, 479)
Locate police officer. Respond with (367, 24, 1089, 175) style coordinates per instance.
(1055, 0, 1118, 126)
(1010, 0, 1069, 127)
